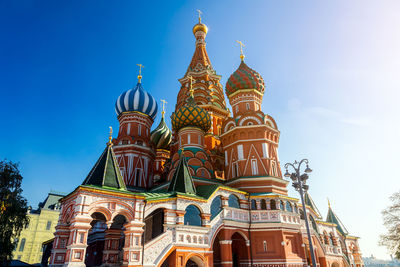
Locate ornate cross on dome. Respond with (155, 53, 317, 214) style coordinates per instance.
(161, 99, 167, 117)
(137, 64, 144, 83)
(197, 9, 202, 23)
(188, 76, 195, 97)
(108, 126, 113, 146)
(236, 40, 245, 61)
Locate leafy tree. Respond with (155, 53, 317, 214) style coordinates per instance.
(0, 160, 29, 265)
(380, 191, 400, 259)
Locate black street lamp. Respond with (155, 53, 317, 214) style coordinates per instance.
(284, 159, 317, 267)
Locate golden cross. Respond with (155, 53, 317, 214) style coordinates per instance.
(197, 9, 202, 23)
(236, 40, 245, 61)
(108, 126, 113, 146)
(161, 99, 167, 117)
(137, 64, 144, 83)
(188, 76, 195, 97)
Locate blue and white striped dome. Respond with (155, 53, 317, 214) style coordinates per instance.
(115, 82, 158, 120)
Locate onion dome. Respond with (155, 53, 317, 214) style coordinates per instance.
(115, 82, 158, 120)
(150, 115, 172, 150)
(225, 61, 265, 97)
(193, 14, 208, 35)
(171, 97, 211, 132)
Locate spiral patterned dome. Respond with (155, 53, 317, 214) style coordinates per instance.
(226, 61, 265, 97)
(150, 116, 172, 150)
(171, 97, 211, 132)
(115, 82, 158, 120)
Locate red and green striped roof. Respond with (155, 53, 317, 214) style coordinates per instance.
(226, 61, 265, 97)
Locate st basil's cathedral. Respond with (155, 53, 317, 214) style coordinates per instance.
(48, 16, 364, 267)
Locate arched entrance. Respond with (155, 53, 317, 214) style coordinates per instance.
(103, 214, 127, 265)
(85, 212, 107, 267)
(212, 235, 221, 266)
(185, 255, 205, 267)
(332, 262, 340, 267)
(231, 232, 249, 267)
(144, 208, 165, 243)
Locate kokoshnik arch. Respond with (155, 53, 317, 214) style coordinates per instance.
(48, 15, 364, 267)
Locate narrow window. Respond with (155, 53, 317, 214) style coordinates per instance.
(79, 233, 84, 243)
(235, 105, 239, 113)
(188, 134, 191, 144)
(251, 200, 257, 210)
(261, 199, 267, 209)
(19, 238, 26, 251)
(246, 103, 250, 110)
(237, 145, 244, 160)
(138, 124, 141, 136)
(263, 240, 267, 252)
(46, 221, 51, 230)
(198, 134, 201, 144)
(135, 169, 142, 187)
(251, 159, 258, 175)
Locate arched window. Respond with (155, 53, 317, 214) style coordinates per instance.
(228, 194, 240, 209)
(184, 205, 202, 226)
(270, 199, 276, 210)
(210, 196, 222, 220)
(251, 199, 257, 210)
(286, 202, 293, 212)
(19, 238, 26, 251)
(280, 201, 285, 210)
(261, 199, 267, 210)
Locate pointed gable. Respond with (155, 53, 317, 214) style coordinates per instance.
(82, 145, 126, 190)
(326, 206, 349, 236)
(304, 192, 322, 218)
(168, 152, 196, 195)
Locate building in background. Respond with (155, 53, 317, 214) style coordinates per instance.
(13, 191, 65, 264)
(48, 17, 364, 267)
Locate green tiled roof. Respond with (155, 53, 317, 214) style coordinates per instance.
(326, 206, 349, 236)
(82, 145, 126, 190)
(304, 192, 322, 218)
(168, 151, 196, 195)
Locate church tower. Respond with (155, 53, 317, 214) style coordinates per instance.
(172, 14, 229, 176)
(221, 47, 286, 194)
(112, 68, 158, 189)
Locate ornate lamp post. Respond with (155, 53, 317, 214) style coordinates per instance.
(284, 159, 317, 267)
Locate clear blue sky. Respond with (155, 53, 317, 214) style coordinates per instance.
(1, 0, 399, 260)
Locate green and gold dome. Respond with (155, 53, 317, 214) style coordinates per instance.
(171, 97, 211, 132)
(150, 115, 172, 150)
(226, 61, 265, 97)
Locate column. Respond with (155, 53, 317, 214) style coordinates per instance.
(219, 240, 233, 267)
(122, 221, 144, 266)
(64, 220, 91, 267)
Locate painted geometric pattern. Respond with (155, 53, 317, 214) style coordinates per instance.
(171, 98, 211, 132)
(115, 82, 158, 120)
(150, 116, 172, 149)
(226, 61, 265, 96)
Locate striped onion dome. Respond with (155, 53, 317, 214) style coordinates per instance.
(115, 82, 158, 120)
(150, 116, 172, 149)
(226, 61, 265, 97)
(171, 97, 211, 132)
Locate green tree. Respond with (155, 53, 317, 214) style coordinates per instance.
(380, 191, 400, 259)
(0, 160, 29, 265)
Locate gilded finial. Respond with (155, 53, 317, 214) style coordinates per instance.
(197, 9, 202, 23)
(188, 76, 195, 98)
(108, 126, 113, 146)
(137, 64, 144, 83)
(236, 40, 245, 61)
(327, 198, 331, 208)
(161, 99, 167, 118)
(180, 147, 185, 154)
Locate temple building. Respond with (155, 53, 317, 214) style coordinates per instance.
(48, 16, 364, 267)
